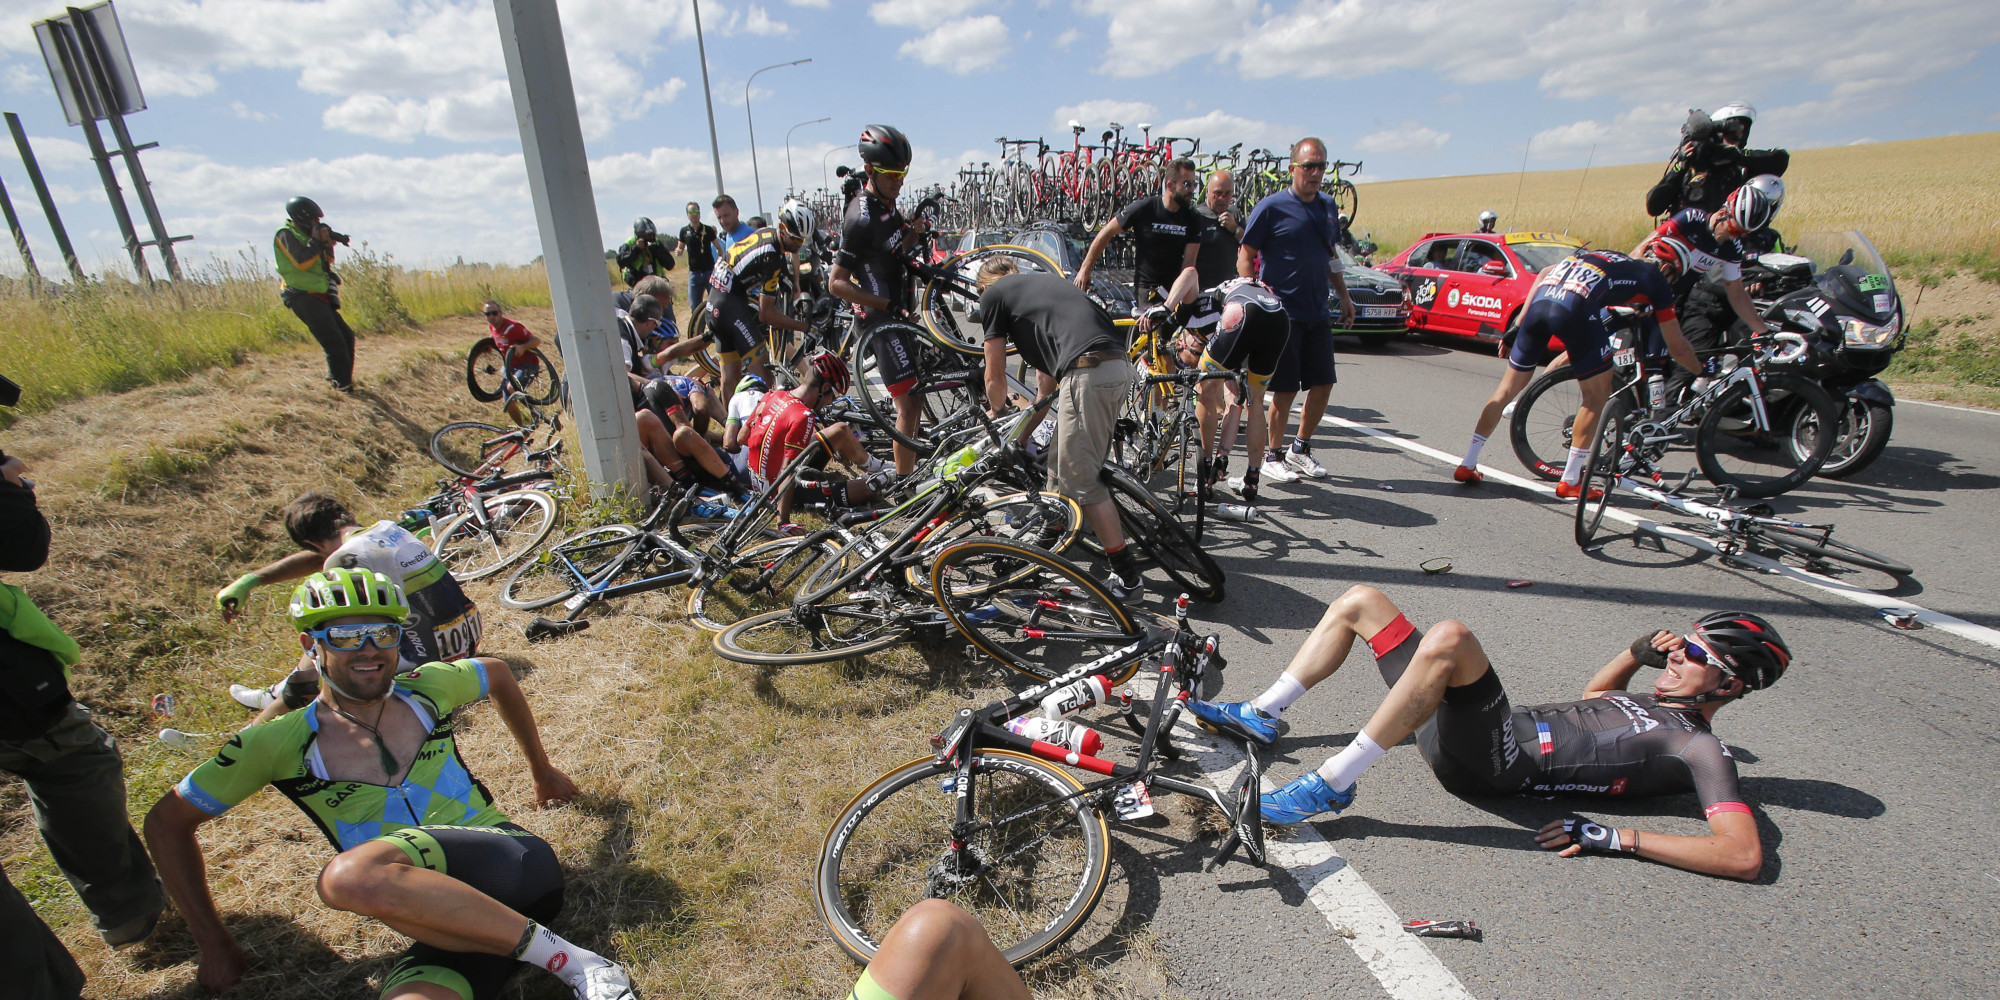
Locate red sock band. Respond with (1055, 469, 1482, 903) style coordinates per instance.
(1367, 614, 1417, 660)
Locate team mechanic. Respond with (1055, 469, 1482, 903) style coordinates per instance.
(829, 124, 930, 476)
(1160, 277, 1291, 501)
(1189, 585, 1789, 880)
(146, 569, 639, 999)
(706, 201, 822, 408)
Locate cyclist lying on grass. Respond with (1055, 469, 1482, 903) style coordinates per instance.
(743, 351, 888, 530)
(148, 569, 637, 1000)
(216, 492, 480, 725)
(632, 370, 741, 492)
(1189, 585, 1789, 880)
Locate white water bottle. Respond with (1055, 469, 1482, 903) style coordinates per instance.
(1213, 503, 1257, 522)
(1005, 716, 1104, 757)
(1646, 373, 1666, 413)
(1040, 675, 1112, 720)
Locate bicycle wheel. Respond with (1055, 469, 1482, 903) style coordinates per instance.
(931, 538, 1144, 683)
(1093, 466, 1225, 602)
(686, 535, 844, 632)
(466, 340, 505, 402)
(1757, 526, 1913, 577)
(1695, 373, 1839, 499)
(1574, 395, 1633, 548)
(815, 749, 1110, 967)
(506, 347, 562, 407)
(917, 245, 1065, 355)
(853, 322, 982, 453)
(430, 421, 525, 479)
(904, 491, 1084, 598)
(679, 306, 723, 378)
(497, 524, 640, 610)
(1509, 364, 1582, 480)
(429, 489, 558, 581)
(712, 595, 918, 666)
(1331, 179, 1359, 226)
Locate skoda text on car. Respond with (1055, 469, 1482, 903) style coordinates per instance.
(1378, 231, 1585, 346)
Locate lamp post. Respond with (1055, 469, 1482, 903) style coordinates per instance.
(822, 146, 842, 199)
(785, 117, 830, 196)
(690, 0, 724, 196)
(745, 58, 809, 219)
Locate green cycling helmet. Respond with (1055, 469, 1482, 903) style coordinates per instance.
(289, 567, 410, 631)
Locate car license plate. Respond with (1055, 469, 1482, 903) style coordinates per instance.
(1613, 348, 1636, 366)
(1361, 306, 1400, 318)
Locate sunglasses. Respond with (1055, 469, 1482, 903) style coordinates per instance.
(1294, 161, 1329, 172)
(483, 310, 501, 318)
(1680, 637, 1710, 664)
(870, 165, 909, 177)
(310, 623, 405, 651)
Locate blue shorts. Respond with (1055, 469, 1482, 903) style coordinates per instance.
(1268, 316, 1336, 394)
(1509, 301, 1611, 380)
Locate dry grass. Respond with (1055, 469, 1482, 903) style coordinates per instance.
(1354, 131, 2000, 261)
(3, 314, 1182, 999)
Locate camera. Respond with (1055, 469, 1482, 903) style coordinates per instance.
(317, 225, 352, 246)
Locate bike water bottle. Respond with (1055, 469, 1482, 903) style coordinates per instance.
(1213, 503, 1258, 522)
(1646, 373, 1666, 413)
(1040, 675, 1112, 720)
(1005, 716, 1103, 757)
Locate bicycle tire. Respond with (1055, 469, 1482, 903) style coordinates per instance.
(931, 538, 1145, 683)
(815, 749, 1110, 967)
(1508, 364, 1583, 481)
(1757, 525, 1913, 577)
(1331, 179, 1359, 226)
(428, 489, 559, 581)
(507, 347, 562, 407)
(430, 421, 526, 479)
(902, 491, 1084, 597)
(852, 321, 982, 454)
(917, 245, 1064, 355)
(1695, 373, 1838, 499)
(1574, 395, 1632, 548)
(497, 524, 640, 610)
(685, 535, 844, 633)
(1095, 466, 1225, 602)
(680, 306, 723, 378)
(466, 340, 505, 402)
(712, 596, 917, 666)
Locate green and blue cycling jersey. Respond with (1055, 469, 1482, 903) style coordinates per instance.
(175, 659, 508, 851)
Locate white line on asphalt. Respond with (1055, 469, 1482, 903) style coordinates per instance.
(1902, 398, 1999, 416)
(1320, 414, 2000, 653)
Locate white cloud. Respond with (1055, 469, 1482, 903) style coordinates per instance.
(1158, 110, 1297, 153)
(789, 0, 832, 7)
(869, 0, 989, 29)
(1355, 123, 1451, 155)
(1054, 28, 1080, 49)
(1051, 100, 1159, 133)
(1526, 102, 1683, 163)
(227, 100, 274, 122)
(897, 15, 1010, 74)
(1079, 0, 1257, 77)
(742, 5, 790, 34)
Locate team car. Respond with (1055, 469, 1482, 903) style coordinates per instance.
(1330, 245, 1409, 347)
(1377, 231, 1586, 346)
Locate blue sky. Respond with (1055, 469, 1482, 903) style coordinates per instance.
(0, 0, 1995, 275)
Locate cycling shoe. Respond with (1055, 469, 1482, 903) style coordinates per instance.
(1187, 699, 1278, 746)
(1260, 772, 1356, 825)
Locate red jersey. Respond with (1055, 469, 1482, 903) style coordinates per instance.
(742, 390, 819, 484)
(488, 317, 535, 351)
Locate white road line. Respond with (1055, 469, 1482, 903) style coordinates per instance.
(1902, 398, 1999, 416)
(1320, 414, 2000, 653)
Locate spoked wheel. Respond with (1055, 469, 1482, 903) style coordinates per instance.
(1812, 396, 1894, 480)
(917, 245, 1065, 355)
(815, 750, 1110, 967)
(1756, 526, 1913, 578)
(498, 525, 640, 610)
(712, 594, 919, 665)
(1574, 395, 1633, 548)
(678, 307, 723, 378)
(852, 321, 983, 454)
(903, 491, 1084, 598)
(1084, 466, 1225, 602)
(931, 538, 1143, 683)
(430, 422, 530, 479)
(1509, 364, 1581, 480)
(685, 535, 843, 633)
(1696, 373, 1838, 499)
(429, 489, 559, 581)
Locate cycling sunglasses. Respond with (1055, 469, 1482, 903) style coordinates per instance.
(310, 623, 405, 651)
(1293, 160, 1329, 172)
(869, 165, 909, 177)
(1680, 636, 1711, 664)
(483, 309, 501, 318)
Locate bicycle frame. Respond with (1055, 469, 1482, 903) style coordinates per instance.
(1610, 473, 1842, 551)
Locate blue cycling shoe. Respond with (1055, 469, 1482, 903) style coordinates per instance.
(1187, 699, 1279, 746)
(1260, 772, 1356, 825)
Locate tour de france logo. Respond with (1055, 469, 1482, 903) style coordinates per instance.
(1412, 277, 1438, 308)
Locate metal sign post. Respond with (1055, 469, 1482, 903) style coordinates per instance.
(5, 112, 82, 283)
(491, 0, 644, 495)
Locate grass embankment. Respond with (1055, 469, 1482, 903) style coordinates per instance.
(3, 316, 1173, 998)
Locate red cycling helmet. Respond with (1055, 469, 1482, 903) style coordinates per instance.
(858, 125, 913, 171)
(1640, 237, 1693, 284)
(807, 350, 852, 396)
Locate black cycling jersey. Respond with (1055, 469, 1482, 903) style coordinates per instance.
(836, 188, 912, 314)
(708, 227, 789, 306)
(1184, 278, 1289, 387)
(1115, 195, 1205, 300)
(1528, 250, 1679, 321)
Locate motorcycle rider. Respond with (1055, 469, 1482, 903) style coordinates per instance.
(1646, 102, 1789, 218)
(1476, 210, 1497, 234)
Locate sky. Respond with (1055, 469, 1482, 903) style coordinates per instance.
(0, 0, 1995, 276)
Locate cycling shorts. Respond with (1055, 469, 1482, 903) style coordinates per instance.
(1367, 621, 1536, 797)
(861, 319, 922, 398)
(847, 968, 899, 1000)
(1199, 306, 1290, 391)
(1510, 301, 1611, 379)
(375, 824, 565, 1000)
(706, 297, 772, 364)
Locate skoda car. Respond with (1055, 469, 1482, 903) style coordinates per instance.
(1330, 245, 1410, 347)
(1377, 231, 1585, 345)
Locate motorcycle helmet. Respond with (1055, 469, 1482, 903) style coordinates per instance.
(858, 125, 913, 171)
(1721, 182, 1778, 233)
(777, 198, 817, 243)
(1690, 611, 1791, 693)
(1742, 174, 1785, 213)
(1478, 209, 1497, 231)
(633, 217, 657, 240)
(1711, 101, 1755, 145)
(286, 196, 323, 230)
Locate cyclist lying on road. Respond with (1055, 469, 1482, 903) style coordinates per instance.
(149, 569, 637, 1000)
(215, 492, 480, 724)
(743, 351, 888, 528)
(1189, 585, 1789, 880)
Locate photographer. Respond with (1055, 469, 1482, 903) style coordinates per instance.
(275, 196, 359, 393)
(615, 216, 677, 288)
(1646, 102, 1789, 218)
(1, 377, 166, 999)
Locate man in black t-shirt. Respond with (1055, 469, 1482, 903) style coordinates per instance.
(679, 201, 719, 311)
(1192, 168, 1242, 289)
(1076, 158, 1205, 329)
(976, 260, 1144, 600)
(1188, 584, 1791, 880)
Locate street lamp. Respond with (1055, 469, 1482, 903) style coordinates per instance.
(690, 0, 724, 197)
(822, 146, 843, 199)
(745, 58, 809, 218)
(785, 117, 831, 196)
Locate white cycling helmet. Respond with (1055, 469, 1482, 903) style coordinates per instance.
(777, 197, 817, 242)
(1720, 182, 1778, 233)
(1742, 174, 1785, 212)
(1711, 101, 1756, 124)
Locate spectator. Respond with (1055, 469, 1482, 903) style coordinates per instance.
(1193, 168, 1241, 289)
(1237, 137, 1356, 487)
(274, 196, 358, 393)
(1076, 157, 1205, 324)
(2, 446, 167, 999)
(679, 201, 719, 311)
(615, 217, 677, 289)
(712, 195, 754, 259)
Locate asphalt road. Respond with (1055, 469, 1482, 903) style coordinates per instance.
(1088, 337, 2000, 999)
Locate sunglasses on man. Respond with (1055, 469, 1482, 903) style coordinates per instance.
(309, 622, 405, 651)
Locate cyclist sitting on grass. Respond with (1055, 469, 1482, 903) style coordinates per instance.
(742, 352, 887, 529)
(721, 374, 768, 481)
(147, 569, 638, 1000)
(216, 492, 479, 724)
(633, 374, 742, 492)
(1188, 585, 1788, 880)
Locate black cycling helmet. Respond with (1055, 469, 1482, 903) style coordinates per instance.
(286, 196, 323, 230)
(1691, 611, 1791, 693)
(858, 124, 912, 171)
(634, 216, 657, 240)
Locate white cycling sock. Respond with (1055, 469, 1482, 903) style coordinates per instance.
(1250, 674, 1308, 717)
(514, 922, 612, 990)
(1315, 731, 1386, 792)
(1560, 445, 1590, 485)
(1461, 434, 1487, 469)
(863, 455, 886, 475)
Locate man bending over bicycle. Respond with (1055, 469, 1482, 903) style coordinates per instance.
(215, 492, 480, 724)
(147, 569, 639, 1000)
(743, 352, 888, 529)
(1188, 586, 1788, 880)
(1164, 277, 1290, 501)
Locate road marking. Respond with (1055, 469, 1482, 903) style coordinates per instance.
(1903, 398, 1999, 417)
(1320, 414, 2000, 653)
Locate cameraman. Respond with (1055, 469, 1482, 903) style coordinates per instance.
(275, 196, 359, 393)
(1646, 102, 1789, 218)
(616, 216, 677, 288)
(1, 378, 166, 999)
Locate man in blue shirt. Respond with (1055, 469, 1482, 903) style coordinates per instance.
(1236, 137, 1355, 492)
(710, 194, 755, 260)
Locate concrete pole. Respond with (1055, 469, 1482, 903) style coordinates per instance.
(492, 0, 644, 495)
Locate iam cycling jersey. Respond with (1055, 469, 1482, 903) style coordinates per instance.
(174, 659, 509, 850)
(1185, 278, 1290, 389)
(326, 522, 480, 670)
(1527, 250, 1679, 322)
(1645, 208, 1745, 296)
(742, 390, 819, 486)
(837, 188, 913, 316)
(706, 228, 788, 362)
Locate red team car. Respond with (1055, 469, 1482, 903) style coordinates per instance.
(1378, 231, 1586, 347)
